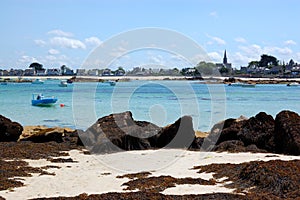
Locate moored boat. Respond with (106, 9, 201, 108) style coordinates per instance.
(31, 94, 57, 106)
(58, 80, 68, 87)
(32, 79, 44, 84)
(228, 83, 256, 87)
(287, 82, 299, 87)
(228, 82, 256, 88)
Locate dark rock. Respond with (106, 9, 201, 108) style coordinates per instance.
(188, 137, 204, 150)
(274, 110, 300, 155)
(245, 144, 267, 153)
(0, 115, 23, 142)
(207, 116, 247, 148)
(151, 116, 195, 148)
(213, 140, 246, 153)
(80, 112, 196, 154)
(237, 112, 275, 151)
(80, 111, 161, 154)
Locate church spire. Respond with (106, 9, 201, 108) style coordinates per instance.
(223, 50, 228, 64)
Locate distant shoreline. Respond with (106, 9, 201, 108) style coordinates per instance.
(1, 75, 300, 84)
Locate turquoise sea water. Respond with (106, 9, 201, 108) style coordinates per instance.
(1, 80, 299, 131)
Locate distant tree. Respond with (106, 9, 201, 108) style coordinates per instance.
(173, 68, 179, 73)
(258, 54, 279, 68)
(117, 66, 125, 73)
(288, 59, 295, 66)
(248, 61, 259, 68)
(60, 65, 67, 75)
(219, 66, 229, 74)
(29, 62, 44, 73)
(195, 61, 216, 76)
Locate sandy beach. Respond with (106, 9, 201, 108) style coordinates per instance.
(0, 149, 299, 200)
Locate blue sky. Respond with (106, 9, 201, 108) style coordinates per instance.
(0, 0, 299, 69)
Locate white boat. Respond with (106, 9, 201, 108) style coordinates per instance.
(287, 82, 299, 87)
(228, 82, 256, 88)
(58, 80, 68, 87)
(32, 79, 44, 84)
(104, 80, 116, 86)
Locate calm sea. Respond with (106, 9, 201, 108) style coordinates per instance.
(1, 80, 299, 131)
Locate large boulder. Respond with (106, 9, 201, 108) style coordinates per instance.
(80, 112, 196, 154)
(0, 115, 23, 142)
(80, 111, 161, 154)
(205, 116, 247, 151)
(237, 112, 275, 151)
(18, 126, 76, 143)
(151, 116, 195, 149)
(207, 116, 247, 146)
(274, 110, 300, 155)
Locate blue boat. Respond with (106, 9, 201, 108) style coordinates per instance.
(31, 94, 58, 106)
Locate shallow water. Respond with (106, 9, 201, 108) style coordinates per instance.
(0, 79, 299, 131)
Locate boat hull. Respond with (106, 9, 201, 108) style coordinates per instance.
(31, 98, 58, 106)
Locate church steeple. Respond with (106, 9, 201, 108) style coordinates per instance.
(223, 50, 228, 64)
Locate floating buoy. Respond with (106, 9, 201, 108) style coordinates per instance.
(60, 104, 65, 107)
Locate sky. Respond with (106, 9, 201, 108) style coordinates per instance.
(0, 0, 300, 70)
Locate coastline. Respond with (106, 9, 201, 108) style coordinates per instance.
(2, 75, 300, 84)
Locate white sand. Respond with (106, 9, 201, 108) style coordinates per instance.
(0, 149, 299, 200)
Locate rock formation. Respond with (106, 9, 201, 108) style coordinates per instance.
(0, 115, 23, 142)
(79, 111, 196, 154)
(274, 110, 300, 155)
(18, 126, 76, 143)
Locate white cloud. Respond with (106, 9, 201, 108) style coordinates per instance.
(85, 37, 102, 46)
(235, 37, 247, 43)
(239, 44, 262, 57)
(48, 49, 60, 55)
(18, 55, 39, 66)
(109, 46, 128, 58)
(265, 47, 293, 56)
(284, 40, 297, 46)
(209, 11, 218, 18)
(149, 55, 163, 64)
(232, 52, 253, 67)
(208, 52, 222, 62)
(34, 39, 46, 47)
(234, 44, 295, 67)
(207, 35, 226, 45)
(50, 37, 86, 49)
(47, 29, 73, 37)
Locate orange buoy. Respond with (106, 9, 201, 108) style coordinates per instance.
(60, 104, 65, 107)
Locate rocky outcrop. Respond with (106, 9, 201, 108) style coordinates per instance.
(79, 111, 196, 154)
(0, 115, 23, 142)
(210, 116, 247, 145)
(80, 111, 161, 153)
(237, 112, 275, 151)
(274, 110, 300, 155)
(18, 126, 76, 143)
(207, 111, 300, 155)
(152, 116, 195, 149)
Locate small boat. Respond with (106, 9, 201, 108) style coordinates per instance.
(31, 94, 58, 106)
(228, 82, 255, 88)
(32, 79, 44, 84)
(241, 83, 256, 88)
(105, 81, 116, 86)
(287, 82, 299, 87)
(58, 80, 68, 87)
(66, 79, 73, 84)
